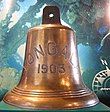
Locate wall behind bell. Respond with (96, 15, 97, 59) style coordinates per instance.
(0, 0, 110, 107)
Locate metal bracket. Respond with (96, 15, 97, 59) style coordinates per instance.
(42, 6, 61, 24)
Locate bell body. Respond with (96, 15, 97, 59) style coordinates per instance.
(4, 24, 99, 109)
(3, 6, 99, 109)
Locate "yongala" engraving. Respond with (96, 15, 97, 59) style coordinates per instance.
(26, 41, 77, 74)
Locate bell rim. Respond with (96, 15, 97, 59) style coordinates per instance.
(8, 86, 94, 98)
(3, 87, 99, 110)
(3, 100, 99, 110)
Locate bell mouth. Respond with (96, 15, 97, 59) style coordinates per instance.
(3, 87, 99, 110)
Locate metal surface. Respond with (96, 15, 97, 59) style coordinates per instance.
(3, 6, 99, 110)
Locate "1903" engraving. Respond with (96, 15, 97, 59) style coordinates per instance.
(37, 64, 65, 74)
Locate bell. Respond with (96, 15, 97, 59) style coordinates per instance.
(3, 6, 99, 109)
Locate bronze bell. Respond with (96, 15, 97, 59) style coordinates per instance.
(3, 6, 99, 110)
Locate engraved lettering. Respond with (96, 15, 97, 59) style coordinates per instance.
(50, 64, 57, 73)
(41, 64, 48, 73)
(27, 53, 34, 64)
(61, 45, 67, 59)
(38, 64, 40, 73)
(34, 45, 44, 59)
(37, 64, 65, 74)
(58, 64, 65, 73)
(47, 42, 57, 55)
